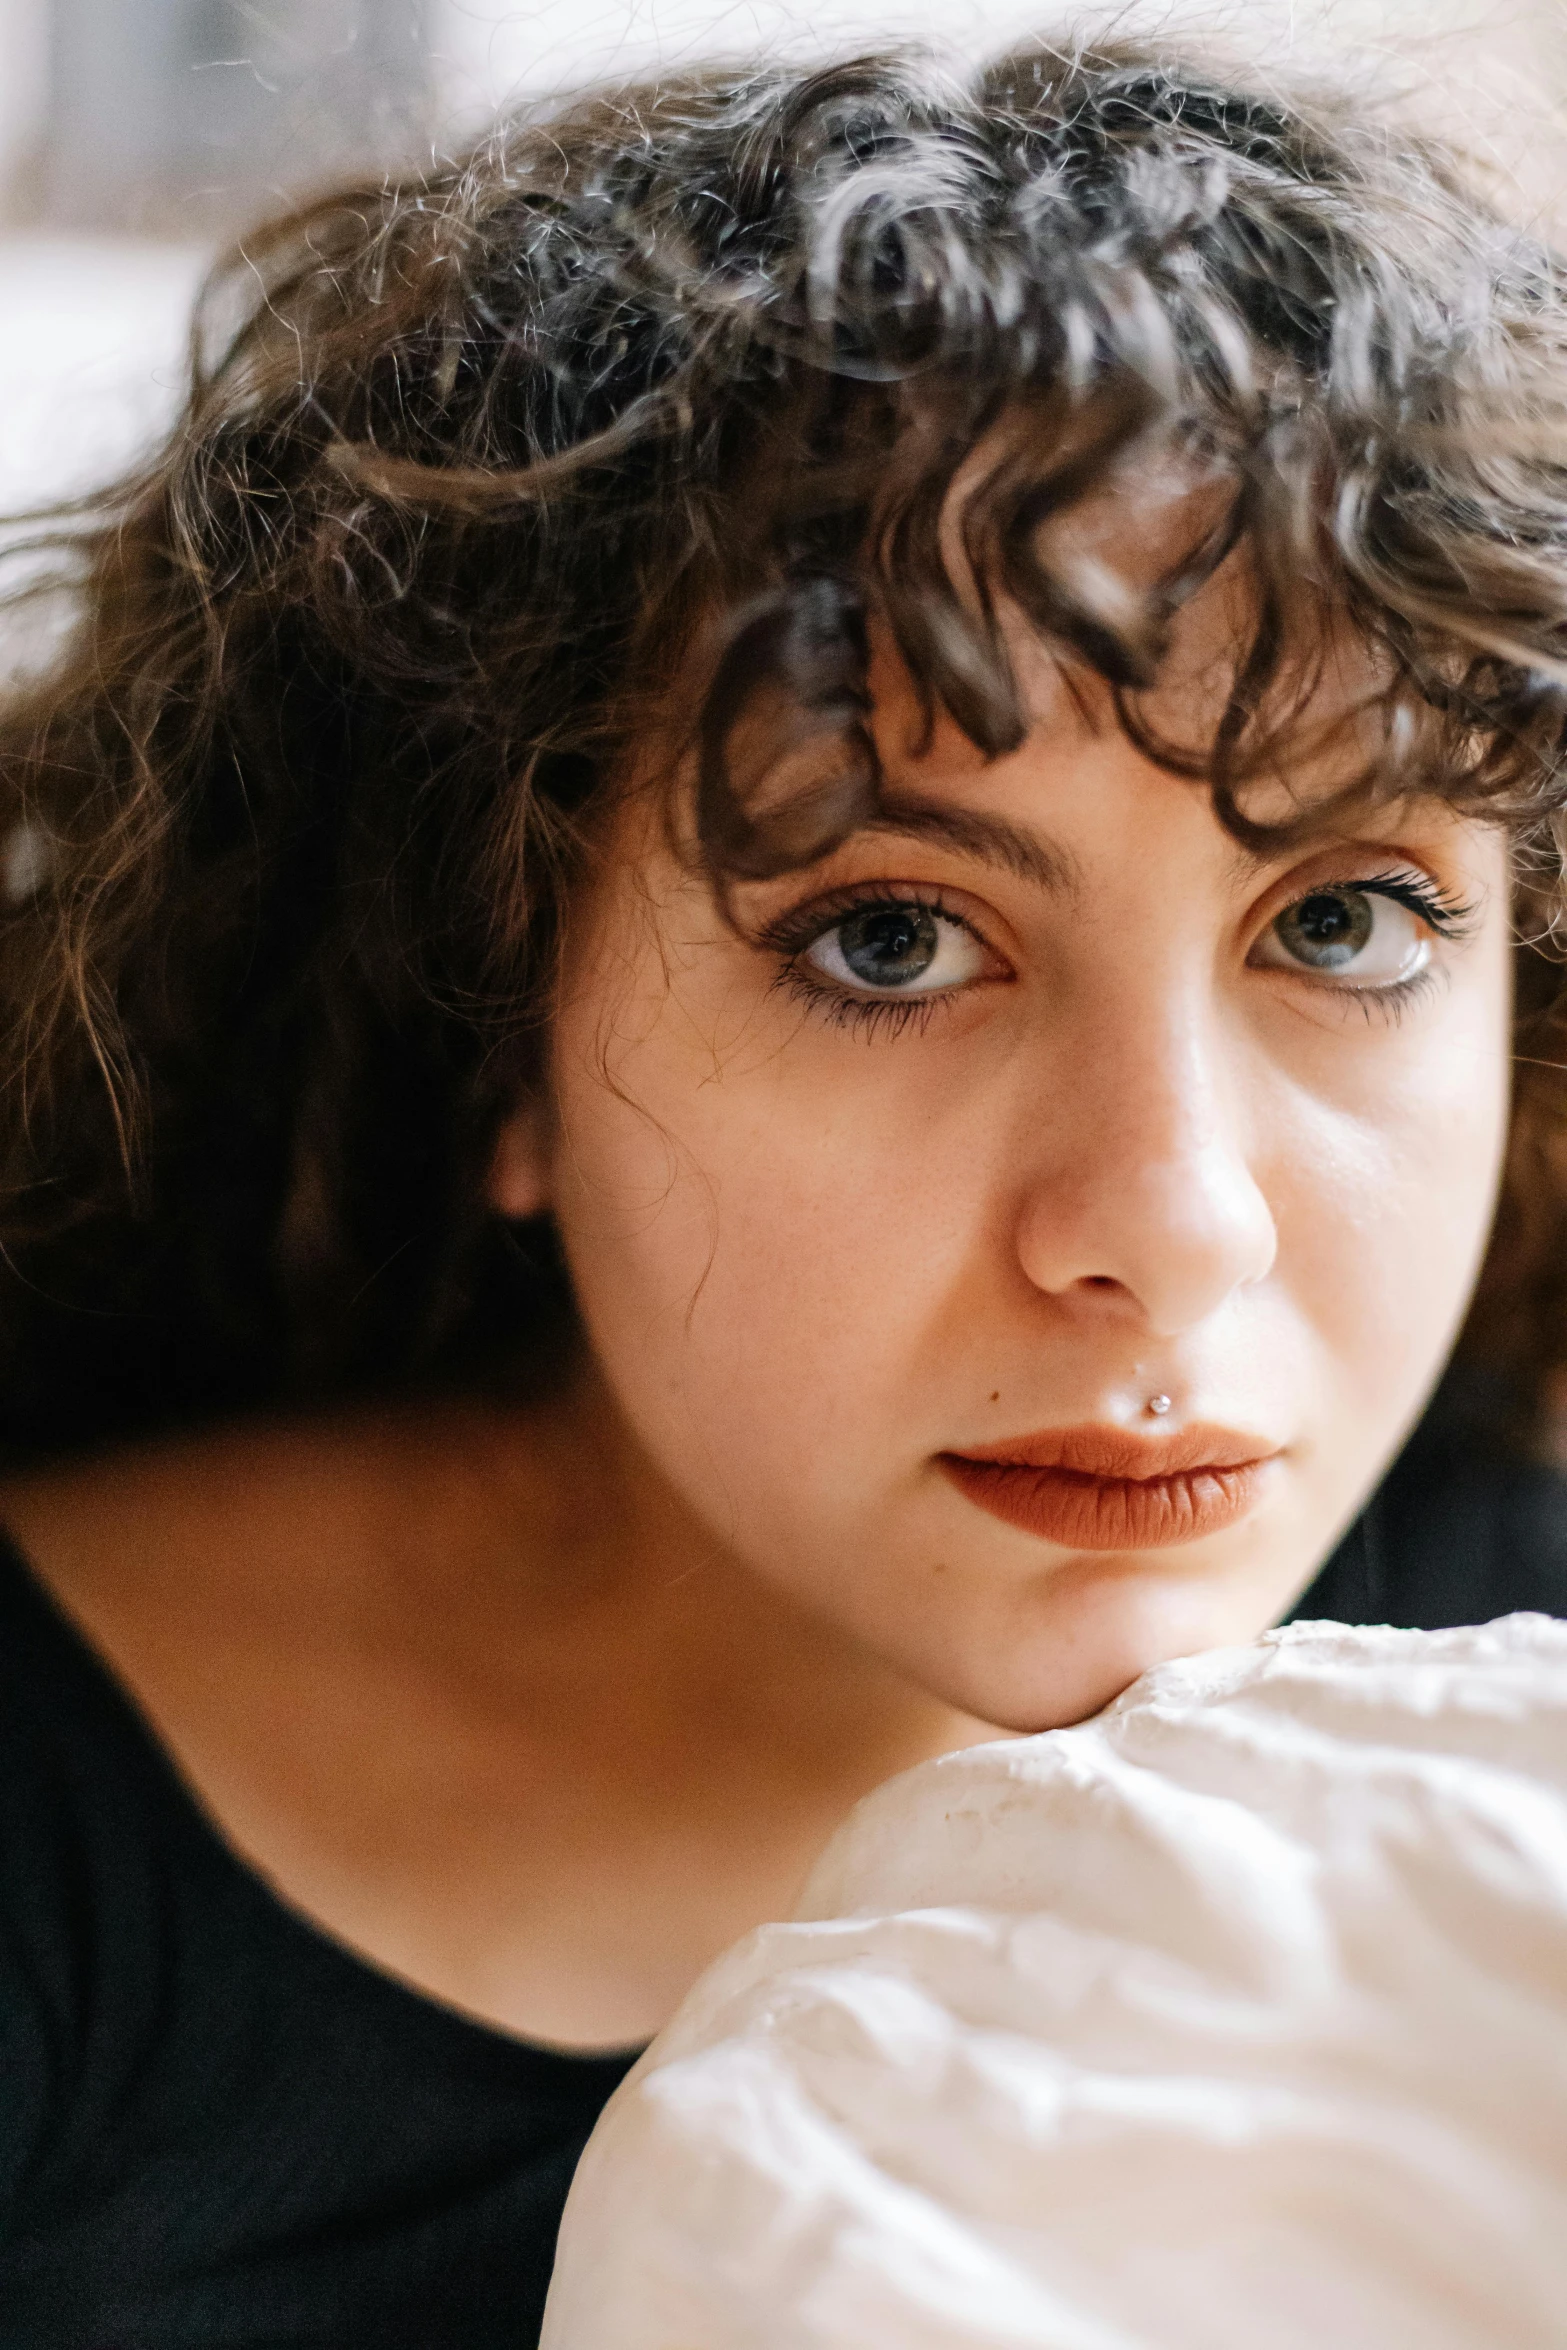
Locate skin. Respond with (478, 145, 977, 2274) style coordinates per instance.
(0, 566, 1514, 2050)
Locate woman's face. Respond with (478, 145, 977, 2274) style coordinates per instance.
(504, 595, 1513, 1732)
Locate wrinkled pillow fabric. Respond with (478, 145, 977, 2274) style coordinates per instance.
(542, 1617, 1567, 2350)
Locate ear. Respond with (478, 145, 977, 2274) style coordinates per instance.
(487, 1096, 553, 1222)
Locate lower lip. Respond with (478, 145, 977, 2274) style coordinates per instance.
(937, 1455, 1270, 1550)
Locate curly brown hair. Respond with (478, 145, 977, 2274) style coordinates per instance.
(3, 38, 1567, 1461)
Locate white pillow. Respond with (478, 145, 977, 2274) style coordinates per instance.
(541, 1617, 1567, 2350)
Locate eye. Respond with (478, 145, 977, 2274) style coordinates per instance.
(1251, 883, 1433, 990)
(803, 901, 989, 997)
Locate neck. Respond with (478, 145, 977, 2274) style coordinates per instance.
(0, 1367, 1005, 2045)
(354, 1362, 1004, 1781)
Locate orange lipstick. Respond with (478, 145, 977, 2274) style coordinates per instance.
(938, 1423, 1277, 1551)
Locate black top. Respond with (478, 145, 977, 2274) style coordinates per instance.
(1, 1375, 1563, 2349)
(0, 1542, 640, 2350)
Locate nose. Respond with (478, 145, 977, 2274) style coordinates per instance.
(1013, 1001, 1277, 1336)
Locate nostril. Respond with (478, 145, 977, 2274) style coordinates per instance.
(1069, 1272, 1142, 1308)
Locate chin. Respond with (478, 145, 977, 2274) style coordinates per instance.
(944, 1561, 1284, 1736)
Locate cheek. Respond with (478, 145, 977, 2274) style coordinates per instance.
(1269, 970, 1511, 1437)
(546, 993, 989, 1528)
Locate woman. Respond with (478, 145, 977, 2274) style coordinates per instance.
(0, 38, 1564, 2347)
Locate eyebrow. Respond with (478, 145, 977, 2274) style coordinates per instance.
(857, 793, 1082, 897)
(829, 786, 1432, 905)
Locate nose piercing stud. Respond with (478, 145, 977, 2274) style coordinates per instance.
(1146, 1394, 1172, 1417)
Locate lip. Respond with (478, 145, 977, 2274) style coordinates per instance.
(937, 1422, 1280, 1552)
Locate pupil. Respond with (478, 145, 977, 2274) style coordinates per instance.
(839, 905, 939, 987)
(1277, 888, 1372, 969)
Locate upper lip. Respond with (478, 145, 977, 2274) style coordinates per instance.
(942, 1423, 1279, 1479)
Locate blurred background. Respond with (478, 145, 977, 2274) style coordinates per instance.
(1, 0, 1566, 511)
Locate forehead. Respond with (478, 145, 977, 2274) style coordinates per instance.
(917, 438, 1386, 766)
(864, 539, 1384, 826)
(849, 689, 1488, 909)
(647, 436, 1486, 896)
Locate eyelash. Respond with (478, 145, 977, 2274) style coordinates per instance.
(760, 866, 1476, 1039)
(1343, 867, 1475, 938)
(1280, 867, 1476, 1024)
(760, 886, 978, 1039)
